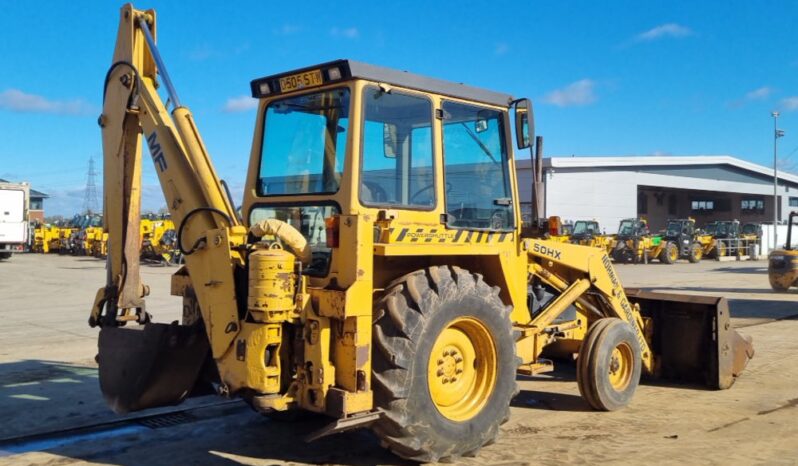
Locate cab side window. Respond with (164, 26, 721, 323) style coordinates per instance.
(442, 101, 513, 230)
(360, 87, 434, 208)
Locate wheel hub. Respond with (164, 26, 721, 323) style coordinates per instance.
(607, 343, 633, 392)
(427, 317, 497, 422)
(436, 346, 463, 382)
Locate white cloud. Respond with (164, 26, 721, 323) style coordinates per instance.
(542, 79, 596, 107)
(745, 86, 773, 101)
(223, 95, 258, 113)
(330, 27, 359, 39)
(781, 96, 798, 111)
(0, 89, 94, 115)
(273, 24, 301, 36)
(495, 43, 509, 56)
(635, 23, 693, 42)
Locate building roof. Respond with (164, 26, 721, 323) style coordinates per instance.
(516, 155, 798, 185)
(251, 59, 514, 108)
(0, 179, 48, 198)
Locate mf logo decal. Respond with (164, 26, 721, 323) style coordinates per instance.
(146, 132, 168, 172)
(532, 242, 562, 260)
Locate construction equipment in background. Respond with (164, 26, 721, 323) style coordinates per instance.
(88, 6, 753, 462)
(68, 214, 104, 255)
(140, 217, 179, 264)
(0, 181, 30, 260)
(768, 212, 798, 291)
(660, 218, 705, 263)
(546, 216, 573, 243)
(32, 224, 60, 253)
(570, 220, 615, 252)
(610, 218, 670, 263)
(709, 220, 756, 258)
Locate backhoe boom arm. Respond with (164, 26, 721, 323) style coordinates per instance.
(90, 4, 243, 359)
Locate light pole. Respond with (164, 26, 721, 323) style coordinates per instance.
(773, 111, 785, 249)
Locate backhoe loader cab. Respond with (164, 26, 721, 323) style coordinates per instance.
(90, 5, 754, 463)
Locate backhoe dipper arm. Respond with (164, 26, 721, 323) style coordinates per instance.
(90, 4, 245, 358)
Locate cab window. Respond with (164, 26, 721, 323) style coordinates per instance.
(360, 87, 434, 208)
(442, 101, 513, 230)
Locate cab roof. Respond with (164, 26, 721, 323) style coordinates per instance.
(250, 59, 514, 108)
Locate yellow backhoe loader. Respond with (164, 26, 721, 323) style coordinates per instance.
(89, 5, 754, 462)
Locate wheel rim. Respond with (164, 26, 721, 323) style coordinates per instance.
(669, 246, 678, 261)
(427, 317, 497, 422)
(694, 248, 702, 260)
(607, 342, 634, 391)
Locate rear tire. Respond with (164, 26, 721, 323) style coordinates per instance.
(659, 242, 677, 264)
(688, 243, 702, 263)
(576, 318, 641, 411)
(371, 266, 518, 463)
(769, 276, 791, 292)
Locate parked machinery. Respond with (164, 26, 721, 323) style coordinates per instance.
(32, 224, 60, 253)
(610, 218, 670, 263)
(140, 217, 179, 264)
(769, 212, 798, 291)
(88, 6, 753, 462)
(570, 220, 615, 252)
(710, 220, 756, 258)
(660, 218, 706, 263)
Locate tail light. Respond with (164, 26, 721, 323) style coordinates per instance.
(325, 216, 340, 248)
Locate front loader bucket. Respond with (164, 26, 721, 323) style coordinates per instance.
(97, 322, 210, 413)
(625, 289, 754, 389)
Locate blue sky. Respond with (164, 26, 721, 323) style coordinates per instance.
(1, 1, 797, 216)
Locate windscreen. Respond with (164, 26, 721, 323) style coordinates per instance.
(618, 220, 635, 236)
(573, 221, 597, 235)
(665, 221, 681, 237)
(258, 88, 350, 196)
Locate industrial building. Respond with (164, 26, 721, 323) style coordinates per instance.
(516, 156, 798, 234)
(0, 179, 47, 223)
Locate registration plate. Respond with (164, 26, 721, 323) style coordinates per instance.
(279, 70, 324, 92)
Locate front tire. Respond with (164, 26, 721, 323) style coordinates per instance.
(576, 318, 641, 411)
(688, 243, 702, 263)
(371, 266, 518, 463)
(660, 242, 678, 264)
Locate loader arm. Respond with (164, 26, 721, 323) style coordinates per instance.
(524, 238, 753, 388)
(525, 239, 655, 373)
(89, 5, 251, 412)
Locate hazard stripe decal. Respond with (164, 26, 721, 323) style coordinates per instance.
(387, 226, 514, 244)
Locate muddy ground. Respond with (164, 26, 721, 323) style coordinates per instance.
(0, 254, 796, 465)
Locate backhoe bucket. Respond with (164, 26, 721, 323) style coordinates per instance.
(625, 289, 754, 389)
(97, 322, 210, 413)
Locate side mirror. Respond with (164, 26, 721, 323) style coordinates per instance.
(383, 123, 398, 158)
(512, 98, 534, 150)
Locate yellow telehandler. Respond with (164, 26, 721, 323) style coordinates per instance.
(89, 5, 754, 462)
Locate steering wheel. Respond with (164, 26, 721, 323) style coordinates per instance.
(409, 182, 453, 204)
(362, 181, 389, 203)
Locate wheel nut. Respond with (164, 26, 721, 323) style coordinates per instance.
(454, 356, 463, 363)
(437, 369, 444, 376)
(456, 368, 463, 374)
(437, 358, 444, 365)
